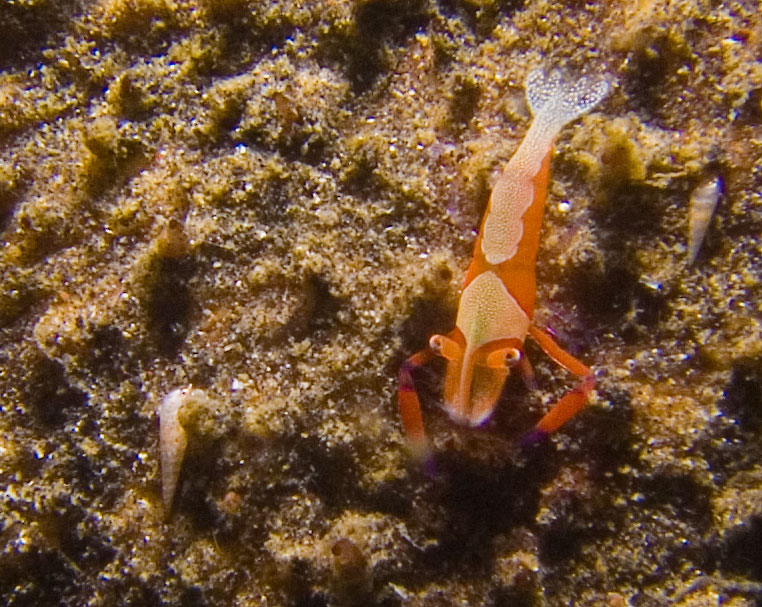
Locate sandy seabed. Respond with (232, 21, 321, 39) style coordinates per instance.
(1, 1, 762, 605)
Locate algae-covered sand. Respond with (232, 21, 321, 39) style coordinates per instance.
(2, 0, 762, 605)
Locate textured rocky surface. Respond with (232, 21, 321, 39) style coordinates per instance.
(1, 1, 762, 605)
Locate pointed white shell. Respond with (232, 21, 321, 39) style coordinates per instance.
(159, 387, 192, 514)
(688, 176, 722, 264)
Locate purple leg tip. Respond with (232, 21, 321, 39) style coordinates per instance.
(521, 428, 549, 449)
(423, 453, 438, 479)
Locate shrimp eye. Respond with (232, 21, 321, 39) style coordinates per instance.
(485, 347, 521, 369)
(429, 334, 461, 361)
(505, 348, 521, 366)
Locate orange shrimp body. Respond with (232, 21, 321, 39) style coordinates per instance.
(399, 69, 609, 457)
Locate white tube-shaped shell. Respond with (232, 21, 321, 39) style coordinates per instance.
(688, 176, 722, 265)
(159, 387, 192, 515)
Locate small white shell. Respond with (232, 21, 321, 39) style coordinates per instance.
(688, 176, 722, 265)
(159, 387, 193, 515)
(159, 387, 223, 517)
